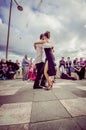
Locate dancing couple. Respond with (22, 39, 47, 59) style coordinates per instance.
(33, 31, 56, 90)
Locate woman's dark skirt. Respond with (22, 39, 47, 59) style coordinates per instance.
(44, 48, 56, 76)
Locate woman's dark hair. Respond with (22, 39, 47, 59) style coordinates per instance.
(44, 31, 50, 39)
(40, 34, 44, 39)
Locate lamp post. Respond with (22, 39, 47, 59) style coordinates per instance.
(6, 0, 23, 60)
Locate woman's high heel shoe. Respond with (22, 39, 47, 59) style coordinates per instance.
(44, 80, 53, 90)
(44, 86, 52, 90)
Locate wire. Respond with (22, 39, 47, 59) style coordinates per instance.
(37, 0, 43, 8)
(14, 0, 19, 6)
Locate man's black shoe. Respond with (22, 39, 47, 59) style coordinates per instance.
(33, 86, 43, 89)
(40, 84, 47, 88)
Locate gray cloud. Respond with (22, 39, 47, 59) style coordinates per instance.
(0, 0, 86, 61)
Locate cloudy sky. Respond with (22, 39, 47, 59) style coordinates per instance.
(0, 0, 86, 62)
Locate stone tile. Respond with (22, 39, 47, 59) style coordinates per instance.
(53, 81, 78, 91)
(72, 89, 86, 98)
(76, 80, 86, 86)
(60, 98, 86, 117)
(0, 124, 29, 130)
(74, 116, 86, 130)
(31, 100, 71, 123)
(29, 118, 81, 130)
(0, 102, 32, 125)
(0, 80, 33, 88)
(0, 86, 22, 96)
(52, 89, 78, 99)
(61, 86, 78, 92)
(53, 83, 61, 88)
(12, 81, 33, 88)
(54, 82, 76, 86)
(53, 83, 62, 88)
(0, 88, 34, 104)
(77, 86, 86, 91)
(33, 90, 57, 101)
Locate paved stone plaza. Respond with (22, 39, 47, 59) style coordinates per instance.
(0, 79, 86, 130)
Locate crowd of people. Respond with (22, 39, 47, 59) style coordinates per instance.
(59, 57, 86, 80)
(22, 55, 36, 81)
(0, 59, 19, 80)
(0, 56, 86, 81)
(21, 55, 86, 82)
(0, 57, 37, 81)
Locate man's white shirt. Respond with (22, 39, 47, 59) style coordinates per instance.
(34, 41, 54, 64)
(34, 44, 45, 64)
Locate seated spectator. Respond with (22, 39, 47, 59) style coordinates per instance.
(7, 65, 16, 79)
(0, 61, 3, 79)
(60, 72, 77, 80)
(2, 63, 8, 80)
(71, 72, 79, 80)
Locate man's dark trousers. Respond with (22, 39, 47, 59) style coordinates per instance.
(33, 62, 46, 88)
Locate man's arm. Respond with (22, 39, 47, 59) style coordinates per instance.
(34, 40, 46, 49)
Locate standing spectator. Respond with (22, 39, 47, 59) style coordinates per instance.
(28, 63, 34, 80)
(15, 60, 20, 79)
(84, 60, 86, 78)
(73, 58, 78, 66)
(16, 60, 20, 66)
(73, 58, 82, 80)
(29, 58, 33, 66)
(32, 65, 37, 81)
(28, 58, 34, 80)
(22, 55, 29, 80)
(79, 58, 85, 79)
(59, 57, 66, 75)
(66, 57, 72, 76)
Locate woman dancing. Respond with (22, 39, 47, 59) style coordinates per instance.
(34, 31, 56, 90)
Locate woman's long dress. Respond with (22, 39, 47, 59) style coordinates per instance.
(43, 43, 56, 76)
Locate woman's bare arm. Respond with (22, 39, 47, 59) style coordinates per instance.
(34, 40, 46, 49)
(34, 40, 46, 45)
